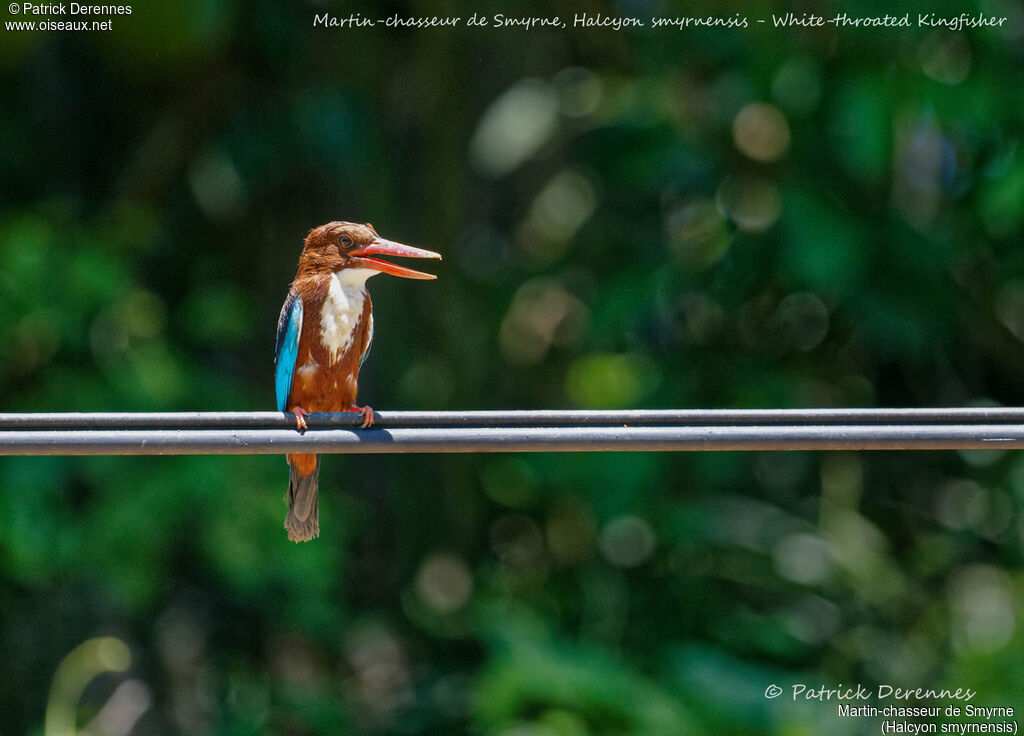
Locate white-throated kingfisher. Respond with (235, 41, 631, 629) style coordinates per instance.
(275, 221, 440, 542)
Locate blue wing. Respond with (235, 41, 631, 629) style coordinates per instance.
(275, 290, 303, 412)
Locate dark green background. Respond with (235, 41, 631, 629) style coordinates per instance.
(1, 0, 1022, 733)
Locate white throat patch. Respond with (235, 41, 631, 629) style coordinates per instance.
(319, 269, 376, 362)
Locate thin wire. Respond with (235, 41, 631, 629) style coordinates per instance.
(1, 424, 1024, 456)
(2, 408, 1024, 429)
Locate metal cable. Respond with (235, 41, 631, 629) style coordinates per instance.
(2, 408, 1024, 430)
(1, 422, 1024, 455)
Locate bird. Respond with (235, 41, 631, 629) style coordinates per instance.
(274, 221, 441, 542)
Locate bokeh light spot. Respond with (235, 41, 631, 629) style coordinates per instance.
(768, 292, 830, 352)
(949, 566, 1015, 654)
(470, 79, 559, 177)
(481, 457, 539, 508)
(666, 199, 731, 270)
(716, 176, 782, 233)
(936, 480, 989, 531)
(415, 553, 473, 613)
(499, 279, 587, 366)
(566, 353, 659, 409)
(599, 515, 656, 568)
(546, 501, 598, 565)
(553, 67, 603, 118)
(772, 59, 822, 116)
(773, 533, 835, 585)
(188, 149, 245, 220)
(732, 103, 791, 162)
(490, 514, 545, 568)
(518, 170, 598, 266)
(919, 32, 972, 85)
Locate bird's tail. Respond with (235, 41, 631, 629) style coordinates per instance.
(284, 454, 320, 542)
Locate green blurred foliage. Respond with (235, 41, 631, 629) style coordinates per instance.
(1, 0, 1023, 733)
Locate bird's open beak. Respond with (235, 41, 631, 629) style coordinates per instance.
(350, 238, 442, 280)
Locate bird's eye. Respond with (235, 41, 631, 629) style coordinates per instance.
(339, 235, 353, 248)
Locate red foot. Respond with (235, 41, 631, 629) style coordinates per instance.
(290, 406, 310, 432)
(350, 404, 374, 428)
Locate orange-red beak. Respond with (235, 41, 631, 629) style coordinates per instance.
(350, 238, 441, 280)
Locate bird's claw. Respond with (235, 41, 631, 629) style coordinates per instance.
(351, 404, 374, 429)
(290, 406, 310, 432)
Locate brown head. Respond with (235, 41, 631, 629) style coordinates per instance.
(298, 221, 440, 279)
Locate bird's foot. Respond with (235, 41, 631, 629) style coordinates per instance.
(350, 404, 374, 428)
(290, 406, 311, 432)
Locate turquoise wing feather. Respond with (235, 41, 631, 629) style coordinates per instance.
(274, 290, 303, 412)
